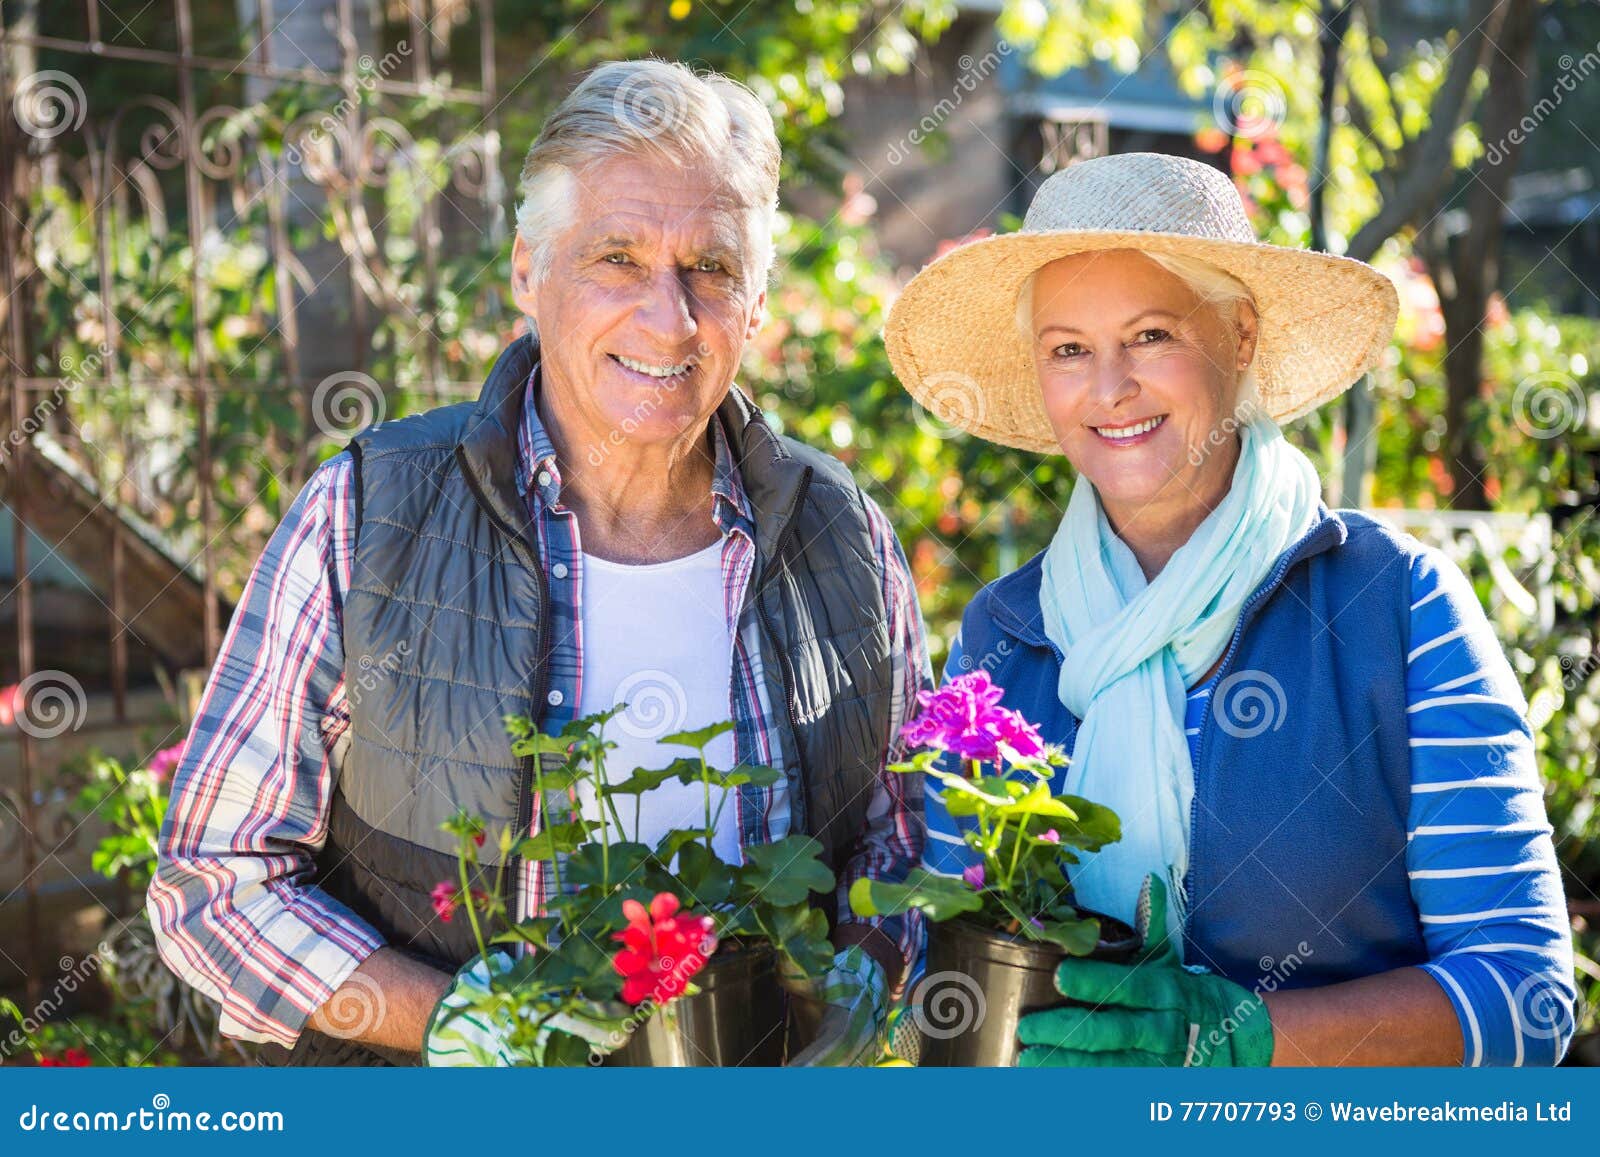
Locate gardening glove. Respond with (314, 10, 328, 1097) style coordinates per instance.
(1015, 875, 1274, 1068)
(423, 950, 620, 1067)
(781, 945, 888, 1066)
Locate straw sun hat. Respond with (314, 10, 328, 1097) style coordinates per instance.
(883, 151, 1399, 454)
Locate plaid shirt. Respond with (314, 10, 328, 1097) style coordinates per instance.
(148, 367, 929, 1048)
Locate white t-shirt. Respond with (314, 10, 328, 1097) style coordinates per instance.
(573, 540, 744, 863)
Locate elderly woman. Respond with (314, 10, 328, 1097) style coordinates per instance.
(886, 152, 1575, 1067)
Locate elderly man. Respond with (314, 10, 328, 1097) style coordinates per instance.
(148, 60, 929, 1067)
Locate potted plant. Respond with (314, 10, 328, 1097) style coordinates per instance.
(849, 671, 1139, 1066)
(435, 708, 837, 1066)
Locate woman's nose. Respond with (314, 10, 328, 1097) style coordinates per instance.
(1089, 346, 1139, 408)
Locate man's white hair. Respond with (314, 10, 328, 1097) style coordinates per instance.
(515, 59, 781, 290)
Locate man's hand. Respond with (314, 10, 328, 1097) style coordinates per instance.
(1015, 875, 1275, 1068)
(781, 945, 889, 1066)
(423, 951, 623, 1067)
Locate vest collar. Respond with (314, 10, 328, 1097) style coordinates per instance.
(715, 385, 812, 565)
(456, 334, 543, 555)
(985, 502, 1351, 650)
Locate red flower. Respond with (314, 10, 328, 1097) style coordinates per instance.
(39, 1048, 91, 1067)
(610, 893, 717, 1006)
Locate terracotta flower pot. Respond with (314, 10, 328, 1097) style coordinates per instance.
(601, 939, 786, 1067)
(917, 911, 1140, 1067)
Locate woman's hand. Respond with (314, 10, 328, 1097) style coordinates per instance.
(1015, 875, 1274, 1067)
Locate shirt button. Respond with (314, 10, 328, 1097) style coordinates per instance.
(537, 470, 552, 488)
(547, 689, 564, 707)
(551, 562, 568, 579)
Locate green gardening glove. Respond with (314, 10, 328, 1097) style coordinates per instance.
(423, 951, 624, 1067)
(780, 946, 889, 1066)
(1015, 875, 1274, 1067)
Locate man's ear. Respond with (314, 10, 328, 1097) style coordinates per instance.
(510, 233, 539, 320)
(744, 286, 767, 343)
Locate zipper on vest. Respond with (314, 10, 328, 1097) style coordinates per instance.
(454, 445, 549, 929)
(1185, 520, 1327, 949)
(754, 468, 813, 845)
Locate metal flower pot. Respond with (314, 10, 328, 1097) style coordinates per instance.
(918, 911, 1140, 1067)
(602, 939, 786, 1067)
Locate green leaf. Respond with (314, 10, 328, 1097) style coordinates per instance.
(764, 902, 835, 978)
(489, 916, 560, 950)
(563, 841, 652, 888)
(509, 733, 576, 758)
(539, 1029, 596, 1067)
(599, 764, 685, 796)
(1032, 915, 1102, 956)
(659, 720, 737, 749)
(654, 826, 715, 864)
(736, 835, 835, 906)
(515, 820, 600, 862)
(847, 867, 983, 920)
(703, 763, 784, 790)
(675, 841, 734, 906)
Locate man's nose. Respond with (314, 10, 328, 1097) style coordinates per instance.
(633, 270, 698, 346)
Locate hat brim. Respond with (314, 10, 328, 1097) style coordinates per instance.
(883, 229, 1399, 454)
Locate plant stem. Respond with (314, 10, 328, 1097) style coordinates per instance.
(700, 749, 713, 855)
(535, 753, 563, 901)
(1005, 815, 1027, 892)
(458, 848, 489, 963)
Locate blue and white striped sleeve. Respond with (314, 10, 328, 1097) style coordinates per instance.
(1404, 546, 1576, 1066)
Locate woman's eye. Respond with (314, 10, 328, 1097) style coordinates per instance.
(1132, 328, 1170, 345)
(1051, 342, 1086, 359)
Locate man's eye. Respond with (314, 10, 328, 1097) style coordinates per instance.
(691, 258, 723, 273)
(602, 253, 632, 265)
(1133, 328, 1170, 345)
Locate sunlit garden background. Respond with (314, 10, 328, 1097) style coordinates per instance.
(0, 0, 1596, 1065)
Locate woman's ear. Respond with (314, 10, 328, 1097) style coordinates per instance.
(1234, 298, 1260, 371)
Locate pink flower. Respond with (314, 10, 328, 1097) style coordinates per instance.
(900, 671, 1045, 764)
(1039, 829, 1060, 844)
(430, 881, 487, 923)
(962, 863, 986, 891)
(146, 743, 184, 785)
(431, 881, 458, 922)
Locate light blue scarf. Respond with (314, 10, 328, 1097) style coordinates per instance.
(1038, 419, 1322, 953)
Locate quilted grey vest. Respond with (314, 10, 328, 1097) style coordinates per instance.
(262, 336, 894, 1065)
